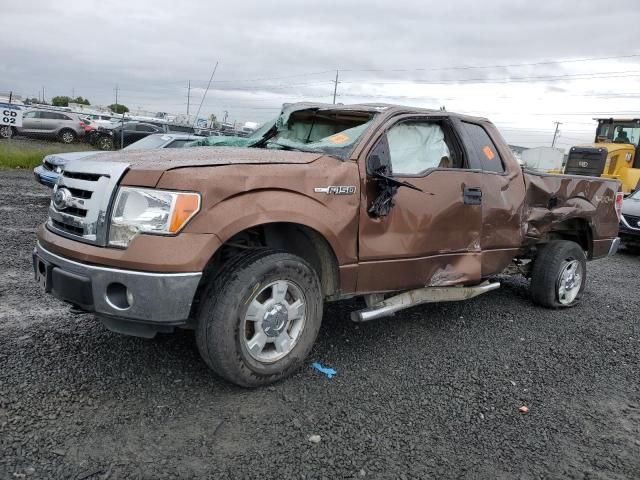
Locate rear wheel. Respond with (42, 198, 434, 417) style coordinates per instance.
(530, 240, 586, 308)
(59, 129, 77, 144)
(196, 249, 323, 387)
(0, 125, 14, 139)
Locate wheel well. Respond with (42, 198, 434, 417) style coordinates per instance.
(543, 218, 593, 258)
(203, 223, 340, 300)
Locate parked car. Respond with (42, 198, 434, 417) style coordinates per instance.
(89, 121, 166, 150)
(83, 113, 122, 126)
(33, 102, 622, 387)
(33, 133, 198, 187)
(0, 103, 25, 139)
(619, 188, 640, 251)
(9, 109, 86, 143)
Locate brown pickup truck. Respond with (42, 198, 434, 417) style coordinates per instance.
(33, 103, 623, 387)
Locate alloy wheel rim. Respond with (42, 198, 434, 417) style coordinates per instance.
(62, 132, 73, 143)
(556, 259, 583, 305)
(241, 280, 307, 363)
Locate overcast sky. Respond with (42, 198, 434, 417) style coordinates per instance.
(2, 0, 640, 150)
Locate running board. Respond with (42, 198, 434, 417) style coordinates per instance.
(350, 281, 501, 322)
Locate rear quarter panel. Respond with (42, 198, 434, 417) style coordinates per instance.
(523, 171, 620, 256)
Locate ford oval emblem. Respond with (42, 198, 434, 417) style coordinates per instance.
(53, 188, 72, 210)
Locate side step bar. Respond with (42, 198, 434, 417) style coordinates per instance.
(350, 281, 501, 322)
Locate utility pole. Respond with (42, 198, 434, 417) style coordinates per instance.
(114, 84, 119, 110)
(332, 70, 339, 104)
(42, 86, 45, 104)
(551, 121, 562, 147)
(186, 80, 191, 118)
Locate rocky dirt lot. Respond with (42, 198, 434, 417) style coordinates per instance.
(0, 170, 639, 479)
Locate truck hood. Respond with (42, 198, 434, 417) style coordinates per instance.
(94, 146, 323, 171)
(82, 146, 325, 187)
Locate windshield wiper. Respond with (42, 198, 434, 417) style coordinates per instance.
(250, 125, 279, 148)
(267, 141, 307, 152)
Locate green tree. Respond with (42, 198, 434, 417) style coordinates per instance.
(72, 96, 90, 105)
(51, 96, 71, 107)
(109, 104, 129, 114)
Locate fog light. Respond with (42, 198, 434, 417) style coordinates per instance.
(105, 283, 133, 310)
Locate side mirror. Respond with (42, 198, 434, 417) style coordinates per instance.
(367, 135, 392, 176)
(366, 134, 422, 218)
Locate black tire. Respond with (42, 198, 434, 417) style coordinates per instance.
(97, 136, 114, 150)
(0, 125, 14, 139)
(530, 240, 586, 308)
(196, 249, 323, 387)
(58, 129, 77, 144)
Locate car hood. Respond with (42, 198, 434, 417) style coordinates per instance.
(622, 197, 640, 217)
(45, 151, 104, 165)
(91, 146, 324, 171)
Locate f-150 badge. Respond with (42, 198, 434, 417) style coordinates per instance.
(314, 186, 356, 195)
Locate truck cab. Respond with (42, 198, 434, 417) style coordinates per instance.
(564, 118, 640, 193)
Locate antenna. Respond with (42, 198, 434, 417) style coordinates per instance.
(551, 121, 562, 147)
(186, 80, 191, 118)
(192, 62, 219, 129)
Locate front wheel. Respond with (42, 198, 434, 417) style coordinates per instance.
(97, 136, 114, 150)
(530, 240, 586, 308)
(196, 249, 323, 387)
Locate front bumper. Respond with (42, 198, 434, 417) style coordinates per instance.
(33, 166, 59, 188)
(33, 242, 202, 333)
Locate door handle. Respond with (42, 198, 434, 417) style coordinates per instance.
(463, 187, 482, 205)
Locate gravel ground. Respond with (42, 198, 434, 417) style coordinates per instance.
(1, 169, 639, 479)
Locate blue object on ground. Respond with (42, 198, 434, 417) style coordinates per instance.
(312, 362, 336, 379)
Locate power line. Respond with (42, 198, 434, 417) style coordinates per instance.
(339, 70, 640, 86)
(121, 53, 640, 86)
(338, 53, 640, 73)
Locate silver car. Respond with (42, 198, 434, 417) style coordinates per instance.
(16, 109, 85, 143)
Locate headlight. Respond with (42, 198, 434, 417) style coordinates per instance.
(108, 187, 201, 248)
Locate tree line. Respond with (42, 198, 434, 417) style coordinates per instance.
(24, 95, 130, 114)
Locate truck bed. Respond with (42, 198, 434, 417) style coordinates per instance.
(522, 170, 620, 258)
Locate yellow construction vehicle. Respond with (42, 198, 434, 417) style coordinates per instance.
(564, 118, 640, 193)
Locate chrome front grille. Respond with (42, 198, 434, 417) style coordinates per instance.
(46, 160, 129, 246)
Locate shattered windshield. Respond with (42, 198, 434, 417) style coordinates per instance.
(187, 105, 377, 160)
